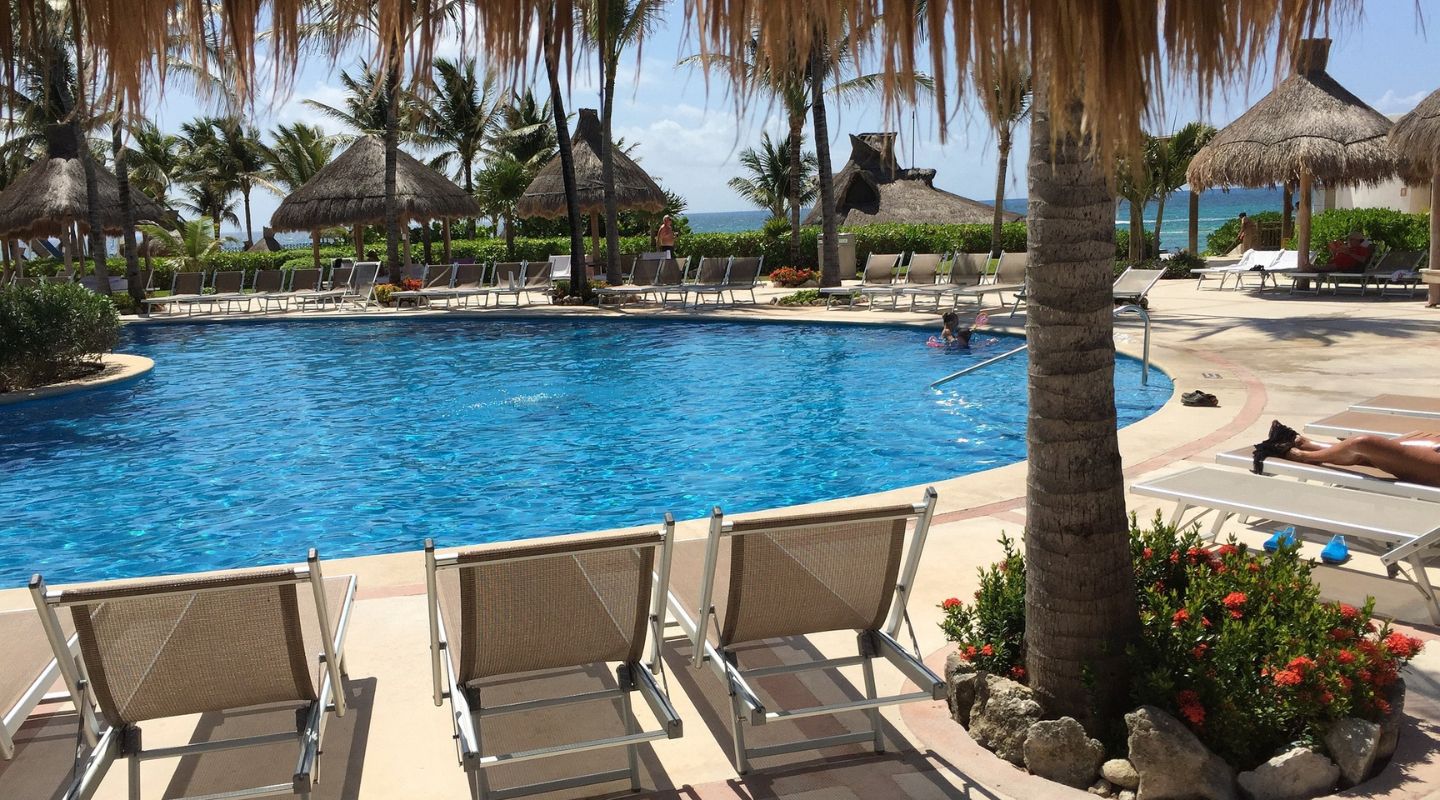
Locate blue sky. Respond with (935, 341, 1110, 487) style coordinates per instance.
(143, 5, 1436, 230)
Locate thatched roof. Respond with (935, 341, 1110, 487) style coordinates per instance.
(1187, 39, 1398, 190)
(269, 135, 479, 232)
(804, 132, 1019, 226)
(246, 227, 284, 251)
(0, 125, 169, 238)
(1389, 88, 1440, 177)
(516, 108, 667, 219)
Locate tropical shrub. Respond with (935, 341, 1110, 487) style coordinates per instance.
(1206, 211, 1282, 255)
(374, 284, 398, 305)
(0, 282, 120, 392)
(768, 267, 816, 287)
(776, 289, 822, 306)
(1303, 208, 1429, 265)
(1114, 227, 1160, 260)
(940, 514, 1425, 770)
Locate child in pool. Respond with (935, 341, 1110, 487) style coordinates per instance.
(940, 311, 974, 346)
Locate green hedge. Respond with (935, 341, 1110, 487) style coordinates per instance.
(1303, 208, 1430, 265)
(0, 282, 120, 392)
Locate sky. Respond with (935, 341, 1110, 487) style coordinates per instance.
(140, 5, 1438, 232)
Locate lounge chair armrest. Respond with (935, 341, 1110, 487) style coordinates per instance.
(628, 663, 683, 739)
(872, 630, 946, 700)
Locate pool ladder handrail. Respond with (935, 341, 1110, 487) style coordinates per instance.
(929, 304, 1151, 389)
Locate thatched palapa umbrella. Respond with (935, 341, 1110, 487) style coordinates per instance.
(270, 134, 480, 269)
(1187, 38, 1398, 270)
(0, 125, 167, 273)
(517, 108, 666, 262)
(1389, 87, 1440, 304)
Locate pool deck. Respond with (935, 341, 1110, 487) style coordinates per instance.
(3, 280, 1440, 799)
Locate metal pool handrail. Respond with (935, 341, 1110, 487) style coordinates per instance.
(929, 304, 1152, 389)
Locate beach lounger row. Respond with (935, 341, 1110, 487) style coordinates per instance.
(141, 262, 382, 315)
(593, 255, 763, 307)
(2, 490, 943, 800)
(820, 251, 1028, 311)
(1191, 247, 1430, 298)
(1132, 394, 1440, 623)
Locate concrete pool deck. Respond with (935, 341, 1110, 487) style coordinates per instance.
(2, 279, 1438, 799)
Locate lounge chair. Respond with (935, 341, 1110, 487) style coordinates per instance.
(1243, 249, 1299, 290)
(649, 257, 690, 306)
(0, 609, 83, 760)
(664, 490, 946, 773)
(958, 251, 1026, 310)
(1330, 250, 1427, 297)
(1190, 249, 1279, 290)
(719, 256, 763, 305)
(1352, 394, 1440, 420)
(905, 252, 982, 311)
(864, 253, 941, 311)
(1214, 446, 1440, 504)
(548, 254, 573, 282)
(281, 267, 324, 310)
(392, 264, 455, 309)
(1112, 267, 1166, 306)
(596, 256, 664, 304)
(683, 257, 732, 307)
(522, 257, 553, 304)
(140, 271, 206, 314)
(1131, 465, 1440, 622)
(180, 270, 247, 314)
(1304, 410, 1437, 440)
(820, 253, 900, 309)
(340, 261, 381, 310)
(29, 552, 357, 798)
(248, 269, 289, 313)
(424, 262, 490, 308)
(424, 528, 682, 800)
(489, 262, 530, 306)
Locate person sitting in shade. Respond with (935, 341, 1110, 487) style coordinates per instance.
(1323, 229, 1372, 271)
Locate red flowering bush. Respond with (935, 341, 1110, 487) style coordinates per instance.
(939, 533, 1026, 678)
(940, 514, 1425, 771)
(768, 266, 817, 287)
(401, 278, 424, 291)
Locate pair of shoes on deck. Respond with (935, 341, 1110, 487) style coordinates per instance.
(1262, 525, 1351, 564)
(1251, 420, 1300, 474)
(1182, 390, 1219, 407)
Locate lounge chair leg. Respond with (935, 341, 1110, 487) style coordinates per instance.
(125, 727, 142, 800)
(725, 659, 750, 774)
(1168, 503, 1190, 528)
(860, 634, 885, 754)
(1207, 511, 1231, 542)
(1408, 555, 1440, 625)
(619, 669, 642, 792)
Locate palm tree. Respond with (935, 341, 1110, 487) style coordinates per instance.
(179, 177, 239, 241)
(423, 57, 501, 238)
(490, 90, 559, 170)
(1148, 122, 1217, 254)
(976, 50, 1031, 257)
(474, 155, 531, 257)
(1114, 135, 1159, 261)
(584, 0, 666, 283)
(138, 218, 230, 272)
(542, 3, 590, 302)
(126, 120, 185, 206)
(262, 123, 335, 194)
(214, 118, 267, 248)
(727, 132, 816, 222)
(110, 102, 145, 306)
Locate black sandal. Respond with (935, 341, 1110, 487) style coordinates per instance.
(1182, 390, 1219, 407)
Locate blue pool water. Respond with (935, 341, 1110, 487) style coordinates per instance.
(0, 318, 1171, 583)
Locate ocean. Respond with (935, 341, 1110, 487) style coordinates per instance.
(239, 187, 1286, 253)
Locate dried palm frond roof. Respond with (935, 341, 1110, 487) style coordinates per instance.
(1187, 39, 1397, 189)
(269, 134, 480, 231)
(0, 0, 1360, 173)
(804, 132, 1019, 226)
(1389, 88, 1440, 177)
(0, 125, 168, 238)
(516, 108, 667, 219)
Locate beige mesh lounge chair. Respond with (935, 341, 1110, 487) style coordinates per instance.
(424, 528, 682, 800)
(0, 609, 83, 761)
(695, 256, 762, 305)
(489, 261, 531, 307)
(649, 257, 690, 306)
(1214, 446, 1440, 504)
(664, 489, 945, 774)
(1131, 466, 1440, 623)
(288, 265, 351, 312)
(175, 270, 246, 315)
(30, 551, 356, 800)
(596, 256, 664, 304)
(522, 257, 553, 304)
(548, 254, 573, 282)
(392, 264, 455, 308)
(960, 252, 1027, 311)
(339, 261, 381, 310)
(1112, 267, 1166, 306)
(681, 257, 732, 307)
(1304, 410, 1438, 440)
(140, 271, 205, 315)
(1191, 249, 1279, 290)
(905, 253, 982, 311)
(247, 269, 289, 313)
(820, 253, 900, 309)
(1351, 394, 1440, 420)
(423, 262, 490, 308)
(862, 253, 941, 311)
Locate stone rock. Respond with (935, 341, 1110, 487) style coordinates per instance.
(945, 652, 981, 727)
(1324, 717, 1380, 787)
(968, 674, 1042, 765)
(1102, 758, 1140, 790)
(1023, 717, 1106, 788)
(1236, 747, 1338, 800)
(1118, 792, 1136, 800)
(1125, 706, 1236, 800)
(1089, 778, 1116, 797)
(1377, 679, 1407, 761)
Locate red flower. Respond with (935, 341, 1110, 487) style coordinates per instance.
(942, 598, 961, 611)
(1152, 581, 1167, 592)
(980, 644, 995, 657)
(1375, 698, 1392, 715)
(1172, 609, 1190, 627)
(1286, 656, 1316, 674)
(1169, 550, 1181, 565)
(1383, 632, 1424, 659)
(1339, 676, 1354, 691)
(1191, 643, 1209, 661)
(1337, 649, 1356, 665)
(1338, 603, 1360, 621)
(1201, 616, 1212, 629)
(1176, 690, 1206, 727)
(1186, 547, 1205, 563)
(1273, 669, 1303, 687)
(1246, 562, 1261, 573)
(1223, 592, 1247, 609)
(1009, 666, 1027, 681)
(962, 645, 978, 660)
(1216, 544, 1239, 558)
(1143, 547, 1154, 559)
(1331, 627, 1354, 642)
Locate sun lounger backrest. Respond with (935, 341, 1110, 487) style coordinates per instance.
(350, 262, 380, 294)
(629, 257, 663, 286)
(401, 263, 426, 283)
(58, 569, 320, 726)
(549, 254, 572, 281)
(694, 256, 729, 285)
(444, 530, 662, 682)
(452, 262, 484, 287)
(995, 252, 1027, 284)
(330, 265, 355, 290)
(493, 261, 525, 288)
(251, 270, 284, 293)
(717, 506, 912, 647)
(1114, 268, 1164, 297)
(653, 258, 685, 287)
(904, 254, 942, 285)
(724, 256, 762, 287)
(950, 253, 986, 285)
(525, 259, 552, 288)
(288, 268, 320, 292)
(210, 271, 243, 293)
(862, 254, 901, 284)
(171, 271, 205, 295)
(423, 264, 454, 288)
(1267, 250, 1297, 271)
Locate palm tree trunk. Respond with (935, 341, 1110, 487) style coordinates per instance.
(464, 162, 477, 239)
(66, 1, 110, 293)
(241, 185, 254, 249)
(991, 132, 1010, 258)
(383, 55, 403, 285)
(504, 212, 516, 258)
(1297, 168, 1313, 270)
(1188, 190, 1199, 254)
(1128, 200, 1144, 261)
(1023, 79, 1137, 731)
(787, 108, 803, 265)
(810, 53, 840, 287)
(421, 222, 433, 264)
(545, 22, 590, 302)
(112, 99, 143, 309)
(601, 54, 622, 285)
(1282, 182, 1294, 242)
(1153, 194, 1167, 253)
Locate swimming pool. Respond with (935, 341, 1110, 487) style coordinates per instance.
(0, 317, 1171, 582)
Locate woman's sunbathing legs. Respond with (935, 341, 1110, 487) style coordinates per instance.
(1285, 433, 1440, 486)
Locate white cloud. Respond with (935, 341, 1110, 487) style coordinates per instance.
(269, 81, 353, 136)
(1373, 89, 1427, 114)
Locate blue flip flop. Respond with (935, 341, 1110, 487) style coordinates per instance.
(1264, 525, 1297, 553)
(1321, 535, 1350, 565)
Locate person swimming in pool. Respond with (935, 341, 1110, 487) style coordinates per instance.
(940, 311, 975, 346)
(1255, 420, 1440, 487)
